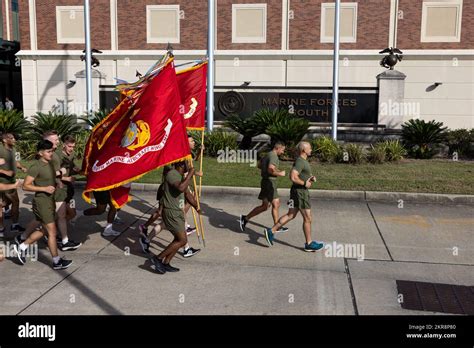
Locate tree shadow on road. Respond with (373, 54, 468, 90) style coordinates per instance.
(199, 201, 301, 251)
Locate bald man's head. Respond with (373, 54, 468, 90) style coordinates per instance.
(297, 141, 311, 155)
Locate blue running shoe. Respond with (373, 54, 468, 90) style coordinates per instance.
(304, 241, 324, 252)
(264, 228, 274, 246)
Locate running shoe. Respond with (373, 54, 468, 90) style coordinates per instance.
(264, 228, 274, 246)
(60, 240, 82, 251)
(304, 241, 324, 252)
(239, 215, 248, 232)
(183, 247, 200, 258)
(53, 258, 73, 270)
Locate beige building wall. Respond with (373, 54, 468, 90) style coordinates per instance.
(19, 52, 474, 129)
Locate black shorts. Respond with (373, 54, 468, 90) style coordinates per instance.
(93, 190, 111, 205)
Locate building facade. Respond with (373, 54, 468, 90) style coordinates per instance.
(15, 0, 474, 129)
(1, 0, 22, 110)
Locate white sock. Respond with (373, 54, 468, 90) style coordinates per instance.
(53, 256, 60, 263)
(105, 223, 113, 229)
(20, 232, 27, 240)
(19, 243, 28, 251)
(184, 244, 190, 250)
(12, 223, 18, 227)
(62, 237, 69, 244)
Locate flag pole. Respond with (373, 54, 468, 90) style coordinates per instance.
(188, 159, 205, 246)
(84, 0, 93, 117)
(331, 0, 341, 140)
(207, 0, 215, 131)
(198, 129, 205, 198)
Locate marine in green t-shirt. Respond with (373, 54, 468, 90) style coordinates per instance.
(26, 158, 57, 224)
(263, 141, 323, 253)
(0, 133, 27, 232)
(239, 142, 286, 232)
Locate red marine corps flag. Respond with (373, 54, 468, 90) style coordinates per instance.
(176, 61, 207, 130)
(82, 56, 191, 208)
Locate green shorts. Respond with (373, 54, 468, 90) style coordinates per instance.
(258, 178, 279, 201)
(93, 190, 111, 205)
(54, 187, 68, 203)
(162, 208, 185, 235)
(33, 195, 56, 224)
(290, 186, 311, 209)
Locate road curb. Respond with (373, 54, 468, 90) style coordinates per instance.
(76, 182, 474, 205)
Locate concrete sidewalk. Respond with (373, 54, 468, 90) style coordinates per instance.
(0, 190, 472, 315)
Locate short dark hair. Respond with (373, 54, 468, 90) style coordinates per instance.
(43, 130, 58, 138)
(174, 161, 188, 170)
(62, 134, 76, 144)
(37, 139, 54, 152)
(1, 132, 14, 141)
(273, 141, 286, 149)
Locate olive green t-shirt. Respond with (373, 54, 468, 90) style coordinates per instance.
(27, 159, 56, 198)
(0, 144, 16, 184)
(261, 151, 279, 180)
(162, 169, 184, 211)
(59, 151, 75, 177)
(292, 156, 312, 188)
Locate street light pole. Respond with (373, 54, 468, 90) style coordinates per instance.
(207, 0, 215, 131)
(84, 0, 93, 117)
(331, 0, 341, 140)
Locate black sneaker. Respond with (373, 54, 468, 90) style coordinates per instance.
(162, 262, 180, 272)
(12, 244, 26, 265)
(0, 227, 5, 238)
(151, 257, 166, 274)
(277, 227, 289, 233)
(59, 240, 82, 251)
(14, 234, 23, 247)
(139, 224, 149, 238)
(4, 209, 11, 219)
(53, 258, 73, 270)
(10, 224, 26, 233)
(183, 247, 200, 258)
(139, 235, 150, 254)
(186, 226, 197, 235)
(239, 215, 247, 232)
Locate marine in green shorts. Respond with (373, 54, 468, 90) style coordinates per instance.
(27, 159, 57, 224)
(239, 142, 286, 232)
(290, 156, 313, 209)
(161, 168, 186, 235)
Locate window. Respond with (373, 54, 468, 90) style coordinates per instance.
(321, 2, 358, 43)
(11, 0, 20, 42)
(56, 6, 85, 44)
(421, 0, 462, 42)
(147, 5, 180, 44)
(232, 4, 267, 43)
(0, 2, 3, 39)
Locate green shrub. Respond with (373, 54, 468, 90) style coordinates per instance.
(79, 109, 111, 129)
(367, 143, 386, 164)
(0, 109, 31, 138)
(204, 129, 238, 157)
(383, 140, 407, 161)
(266, 116, 309, 149)
(252, 108, 289, 135)
(224, 114, 260, 149)
(445, 129, 473, 157)
(312, 136, 343, 163)
(16, 139, 37, 161)
(343, 143, 366, 164)
(30, 112, 83, 140)
(401, 119, 447, 159)
(74, 130, 92, 160)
